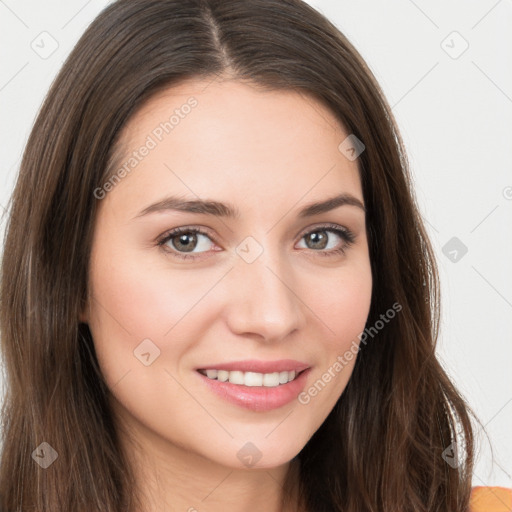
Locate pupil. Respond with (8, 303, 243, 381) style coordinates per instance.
(309, 231, 327, 250)
(174, 232, 196, 252)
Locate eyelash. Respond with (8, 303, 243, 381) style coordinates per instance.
(156, 223, 356, 261)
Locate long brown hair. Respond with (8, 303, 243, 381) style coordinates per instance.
(0, 0, 482, 510)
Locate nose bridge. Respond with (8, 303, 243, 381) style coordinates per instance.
(228, 235, 304, 339)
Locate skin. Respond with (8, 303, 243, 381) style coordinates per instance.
(81, 77, 372, 512)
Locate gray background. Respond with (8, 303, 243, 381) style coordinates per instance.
(0, 0, 511, 488)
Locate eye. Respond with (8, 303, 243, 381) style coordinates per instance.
(157, 226, 216, 260)
(296, 223, 355, 257)
(157, 223, 356, 261)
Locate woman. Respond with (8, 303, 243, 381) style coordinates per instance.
(0, 0, 483, 510)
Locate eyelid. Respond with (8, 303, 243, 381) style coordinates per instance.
(296, 222, 355, 243)
(156, 224, 216, 245)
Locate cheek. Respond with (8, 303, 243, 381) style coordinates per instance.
(309, 258, 373, 350)
(85, 239, 203, 381)
(327, 277, 372, 349)
(88, 240, 221, 340)
(297, 263, 372, 413)
(85, 244, 223, 449)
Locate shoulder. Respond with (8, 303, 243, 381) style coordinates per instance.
(470, 486, 512, 511)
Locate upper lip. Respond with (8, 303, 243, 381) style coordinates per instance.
(196, 359, 310, 374)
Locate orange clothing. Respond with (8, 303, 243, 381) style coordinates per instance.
(470, 487, 512, 511)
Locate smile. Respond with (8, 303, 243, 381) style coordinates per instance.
(197, 368, 304, 387)
(196, 367, 312, 412)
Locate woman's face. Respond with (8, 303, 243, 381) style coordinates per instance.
(83, 78, 372, 470)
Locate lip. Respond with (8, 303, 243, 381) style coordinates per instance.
(195, 365, 312, 412)
(195, 359, 310, 374)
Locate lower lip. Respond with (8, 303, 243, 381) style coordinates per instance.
(196, 368, 311, 412)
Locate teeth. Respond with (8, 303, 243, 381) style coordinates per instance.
(206, 369, 219, 379)
(217, 370, 229, 382)
(245, 372, 263, 386)
(200, 369, 298, 387)
(229, 371, 245, 385)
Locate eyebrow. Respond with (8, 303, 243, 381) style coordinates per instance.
(134, 192, 366, 220)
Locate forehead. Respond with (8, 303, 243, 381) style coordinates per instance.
(104, 78, 363, 219)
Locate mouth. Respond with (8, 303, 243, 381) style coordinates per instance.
(196, 368, 308, 387)
(195, 365, 312, 412)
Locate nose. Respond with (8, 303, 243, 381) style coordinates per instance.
(225, 245, 306, 343)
